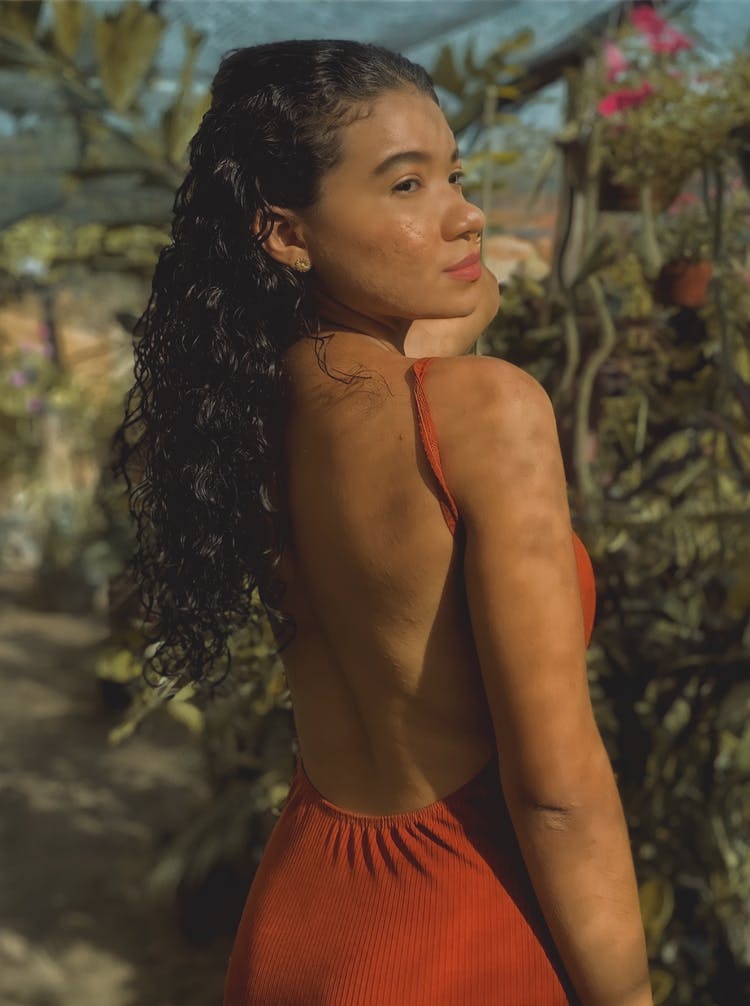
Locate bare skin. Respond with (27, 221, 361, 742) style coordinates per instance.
(275, 334, 499, 814)
(255, 87, 498, 810)
(255, 87, 653, 1006)
(256, 87, 489, 359)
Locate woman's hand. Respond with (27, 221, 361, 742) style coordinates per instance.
(404, 263, 501, 357)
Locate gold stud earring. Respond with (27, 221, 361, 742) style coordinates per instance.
(293, 257, 311, 272)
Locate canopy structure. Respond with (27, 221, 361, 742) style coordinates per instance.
(15, 2, 750, 162)
(6, 0, 747, 247)
(3, 1, 749, 252)
(48, 0, 750, 136)
(51, 0, 615, 83)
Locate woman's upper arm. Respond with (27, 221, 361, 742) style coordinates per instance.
(440, 357, 606, 810)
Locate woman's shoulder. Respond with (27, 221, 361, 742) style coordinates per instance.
(416, 355, 555, 506)
(412, 353, 548, 421)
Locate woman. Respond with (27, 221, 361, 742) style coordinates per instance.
(113, 39, 652, 1006)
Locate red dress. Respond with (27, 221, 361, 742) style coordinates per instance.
(223, 356, 596, 1005)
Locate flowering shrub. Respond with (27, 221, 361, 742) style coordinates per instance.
(598, 78, 654, 118)
(625, 6, 693, 57)
(0, 325, 57, 480)
(593, 8, 750, 194)
(599, 7, 694, 109)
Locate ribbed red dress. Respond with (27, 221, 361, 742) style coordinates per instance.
(223, 356, 597, 1006)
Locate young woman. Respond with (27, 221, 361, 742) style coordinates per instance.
(114, 39, 652, 1006)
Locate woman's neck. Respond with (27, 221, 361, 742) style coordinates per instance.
(310, 284, 408, 356)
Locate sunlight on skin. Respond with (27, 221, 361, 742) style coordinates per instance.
(256, 88, 498, 360)
(310, 260, 500, 358)
(403, 261, 501, 357)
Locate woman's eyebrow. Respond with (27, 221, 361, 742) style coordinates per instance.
(370, 146, 461, 177)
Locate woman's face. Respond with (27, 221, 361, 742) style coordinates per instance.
(283, 88, 487, 331)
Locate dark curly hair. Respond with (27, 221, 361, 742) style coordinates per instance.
(110, 39, 439, 690)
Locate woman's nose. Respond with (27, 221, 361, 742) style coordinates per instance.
(448, 196, 485, 239)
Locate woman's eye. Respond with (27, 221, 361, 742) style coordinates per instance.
(393, 171, 466, 193)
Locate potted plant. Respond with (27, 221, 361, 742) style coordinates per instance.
(654, 254, 713, 309)
(652, 190, 714, 308)
(592, 7, 750, 284)
(594, 7, 697, 222)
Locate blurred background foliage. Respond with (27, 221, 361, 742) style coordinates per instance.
(1, 1, 749, 1004)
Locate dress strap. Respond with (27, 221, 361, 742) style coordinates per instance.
(410, 357, 597, 645)
(410, 357, 460, 537)
(572, 531, 597, 647)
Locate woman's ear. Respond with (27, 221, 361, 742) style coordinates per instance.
(252, 206, 310, 269)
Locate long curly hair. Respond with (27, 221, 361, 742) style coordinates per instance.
(110, 39, 439, 689)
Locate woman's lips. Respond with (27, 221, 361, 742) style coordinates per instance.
(444, 253, 482, 280)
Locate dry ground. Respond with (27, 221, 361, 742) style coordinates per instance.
(0, 571, 233, 1006)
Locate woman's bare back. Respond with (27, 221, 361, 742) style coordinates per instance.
(275, 333, 496, 815)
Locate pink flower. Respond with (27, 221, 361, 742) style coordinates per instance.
(26, 396, 44, 414)
(9, 369, 29, 387)
(630, 8, 670, 36)
(604, 41, 629, 81)
(650, 33, 693, 55)
(666, 191, 699, 215)
(598, 81, 655, 117)
(630, 7, 693, 55)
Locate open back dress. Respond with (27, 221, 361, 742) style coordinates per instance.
(223, 356, 597, 1006)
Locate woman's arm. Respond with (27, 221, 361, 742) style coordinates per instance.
(404, 263, 501, 357)
(434, 357, 653, 1006)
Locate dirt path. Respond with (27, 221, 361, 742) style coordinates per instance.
(0, 572, 232, 1006)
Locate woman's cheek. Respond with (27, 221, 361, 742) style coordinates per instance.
(395, 219, 429, 250)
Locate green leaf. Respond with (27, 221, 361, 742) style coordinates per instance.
(431, 45, 465, 97)
(571, 232, 621, 288)
(167, 699, 204, 735)
(109, 718, 138, 745)
(494, 28, 534, 57)
(644, 430, 695, 476)
(489, 84, 523, 101)
(51, 0, 86, 59)
(464, 150, 519, 174)
(639, 877, 675, 953)
(650, 968, 676, 1006)
(524, 140, 560, 213)
(95, 647, 142, 683)
(93, 0, 166, 113)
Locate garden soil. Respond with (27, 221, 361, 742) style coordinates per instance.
(0, 571, 231, 1006)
